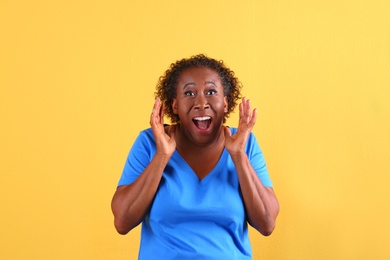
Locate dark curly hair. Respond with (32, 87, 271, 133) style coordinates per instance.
(155, 54, 242, 124)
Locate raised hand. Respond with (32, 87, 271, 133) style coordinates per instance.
(224, 97, 257, 155)
(150, 98, 176, 156)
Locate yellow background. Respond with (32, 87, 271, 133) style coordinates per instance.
(1, 1, 390, 259)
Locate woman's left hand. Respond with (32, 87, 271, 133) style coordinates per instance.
(224, 97, 257, 155)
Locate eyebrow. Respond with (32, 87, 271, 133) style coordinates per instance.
(183, 82, 195, 89)
(205, 81, 217, 86)
(183, 81, 216, 89)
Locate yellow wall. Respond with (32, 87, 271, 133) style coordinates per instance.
(1, 1, 389, 259)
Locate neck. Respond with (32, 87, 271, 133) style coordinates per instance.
(175, 124, 226, 154)
(174, 124, 227, 180)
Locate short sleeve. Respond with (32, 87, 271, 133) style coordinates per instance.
(245, 132, 273, 188)
(118, 129, 156, 186)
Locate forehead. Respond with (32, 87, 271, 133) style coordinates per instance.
(177, 67, 221, 85)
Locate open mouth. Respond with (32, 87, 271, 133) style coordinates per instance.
(192, 116, 211, 130)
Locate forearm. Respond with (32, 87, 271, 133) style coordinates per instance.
(111, 153, 171, 234)
(230, 152, 279, 236)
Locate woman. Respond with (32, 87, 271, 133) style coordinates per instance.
(111, 54, 279, 259)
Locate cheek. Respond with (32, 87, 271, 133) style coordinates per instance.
(210, 97, 226, 110)
(174, 100, 192, 115)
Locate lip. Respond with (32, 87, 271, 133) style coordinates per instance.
(192, 115, 212, 133)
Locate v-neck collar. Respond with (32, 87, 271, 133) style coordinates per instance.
(172, 148, 229, 184)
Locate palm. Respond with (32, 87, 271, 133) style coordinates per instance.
(225, 97, 257, 154)
(150, 98, 176, 156)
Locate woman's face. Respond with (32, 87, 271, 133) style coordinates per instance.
(172, 67, 228, 145)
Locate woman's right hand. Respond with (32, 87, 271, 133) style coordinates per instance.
(150, 97, 176, 156)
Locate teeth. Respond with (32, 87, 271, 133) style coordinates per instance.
(193, 116, 211, 121)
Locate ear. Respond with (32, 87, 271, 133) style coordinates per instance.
(223, 96, 228, 113)
(172, 98, 178, 114)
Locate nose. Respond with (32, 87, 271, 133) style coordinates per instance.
(194, 93, 209, 110)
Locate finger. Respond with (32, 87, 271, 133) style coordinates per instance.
(154, 97, 159, 112)
(150, 100, 156, 125)
(239, 102, 247, 125)
(239, 98, 244, 119)
(150, 98, 161, 127)
(168, 124, 176, 139)
(242, 98, 251, 124)
(223, 126, 232, 138)
(251, 108, 257, 126)
(246, 99, 252, 118)
(159, 102, 165, 125)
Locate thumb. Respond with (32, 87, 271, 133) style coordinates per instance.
(223, 126, 231, 138)
(168, 125, 176, 139)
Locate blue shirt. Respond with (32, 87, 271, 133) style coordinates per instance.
(118, 127, 272, 259)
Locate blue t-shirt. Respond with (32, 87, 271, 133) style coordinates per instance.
(118, 127, 272, 259)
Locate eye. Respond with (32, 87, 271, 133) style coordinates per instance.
(206, 89, 217, 95)
(184, 91, 195, 96)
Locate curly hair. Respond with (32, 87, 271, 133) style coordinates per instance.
(155, 54, 242, 124)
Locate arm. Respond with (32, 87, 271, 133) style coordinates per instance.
(224, 98, 279, 236)
(111, 98, 176, 234)
(229, 151, 279, 236)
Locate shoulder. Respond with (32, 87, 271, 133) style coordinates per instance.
(135, 124, 174, 145)
(131, 128, 156, 150)
(137, 127, 155, 139)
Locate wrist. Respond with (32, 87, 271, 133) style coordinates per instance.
(154, 151, 173, 164)
(227, 149, 246, 160)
